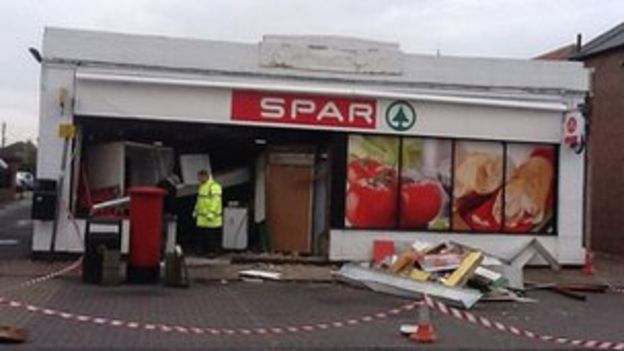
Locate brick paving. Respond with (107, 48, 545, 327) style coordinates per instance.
(2, 198, 624, 349)
(3, 268, 624, 350)
(0, 196, 32, 258)
(0, 275, 544, 350)
(186, 257, 336, 282)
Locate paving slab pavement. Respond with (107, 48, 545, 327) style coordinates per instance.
(1, 264, 624, 350)
(0, 195, 32, 258)
(2, 196, 624, 349)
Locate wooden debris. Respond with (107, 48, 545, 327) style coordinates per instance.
(525, 282, 609, 301)
(408, 268, 431, 282)
(390, 248, 417, 273)
(418, 254, 462, 272)
(443, 252, 483, 287)
(0, 325, 27, 344)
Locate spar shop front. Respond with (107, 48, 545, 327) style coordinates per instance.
(33, 28, 589, 264)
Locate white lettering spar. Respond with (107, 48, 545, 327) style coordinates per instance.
(260, 98, 373, 125)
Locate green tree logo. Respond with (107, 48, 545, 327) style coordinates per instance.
(385, 101, 416, 131)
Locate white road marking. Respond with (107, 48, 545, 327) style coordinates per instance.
(16, 219, 31, 227)
(0, 239, 19, 246)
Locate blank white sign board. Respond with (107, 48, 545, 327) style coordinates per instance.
(179, 154, 211, 185)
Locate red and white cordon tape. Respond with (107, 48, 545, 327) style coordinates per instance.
(424, 295, 624, 350)
(0, 294, 419, 336)
(3, 256, 624, 343)
(0, 202, 84, 295)
(0, 255, 419, 336)
(0, 257, 82, 294)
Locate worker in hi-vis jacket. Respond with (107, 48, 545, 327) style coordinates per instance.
(193, 169, 223, 255)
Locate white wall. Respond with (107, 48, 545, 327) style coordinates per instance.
(75, 78, 231, 124)
(556, 130, 586, 263)
(377, 99, 561, 142)
(43, 28, 588, 93)
(33, 64, 84, 253)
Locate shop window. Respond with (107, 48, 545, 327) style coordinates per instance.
(452, 141, 505, 232)
(400, 138, 452, 230)
(343, 134, 557, 235)
(344, 135, 399, 228)
(502, 144, 556, 234)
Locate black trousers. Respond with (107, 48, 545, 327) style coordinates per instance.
(195, 227, 222, 254)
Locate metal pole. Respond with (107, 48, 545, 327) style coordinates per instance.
(49, 138, 70, 253)
(1, 122, 6, 148)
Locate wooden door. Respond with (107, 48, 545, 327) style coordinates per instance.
(266, 153, 314, 254)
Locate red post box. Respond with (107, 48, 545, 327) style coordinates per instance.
(127, 186, 165, 283)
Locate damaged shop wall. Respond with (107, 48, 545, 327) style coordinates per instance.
(259, 35, 403, 74)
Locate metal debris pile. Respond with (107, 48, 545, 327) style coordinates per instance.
(337, 239, 564, 309)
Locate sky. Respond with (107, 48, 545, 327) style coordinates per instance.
(0, 0, 623, 145)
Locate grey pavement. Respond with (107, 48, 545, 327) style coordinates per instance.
(0, 194, 32, 258)
(1, 196, 624, 350)
(2, 273, 624, 350)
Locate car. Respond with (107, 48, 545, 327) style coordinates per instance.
(15, 171, 35, 191)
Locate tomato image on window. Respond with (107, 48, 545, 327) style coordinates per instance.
(344, 135, 399, 228)
(346, 169, 398, 228)
(347, 158, 385, 185)
(399, 138, 451, 230)
(400, 180, 443, 228)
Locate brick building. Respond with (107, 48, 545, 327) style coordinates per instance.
(570, 23, 624, 255)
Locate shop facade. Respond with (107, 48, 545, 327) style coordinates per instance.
(34, 28, 589, 264)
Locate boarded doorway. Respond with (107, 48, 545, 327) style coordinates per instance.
(266, 152, 314, 254)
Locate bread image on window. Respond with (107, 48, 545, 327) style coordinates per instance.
(454, 153, 504, 198)
(452, 142, 504, 232)
(494, 147, 555, 233)
(452, 142, 555, 233)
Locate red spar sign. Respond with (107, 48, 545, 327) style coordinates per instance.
(231, 90, 377, 129)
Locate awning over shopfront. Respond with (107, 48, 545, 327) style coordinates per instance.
(74, 68, 568, 143)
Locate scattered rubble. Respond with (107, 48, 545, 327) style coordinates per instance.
(525, 282, 608, 301)
(337, 263, 482, 309)
(0, 325, 27, 344)
(336, 239, 566, 309)
(238, 270, 282, 281)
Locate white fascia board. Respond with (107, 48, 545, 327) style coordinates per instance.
(75, 71, 567, 112)
(44, 28, 588, 93)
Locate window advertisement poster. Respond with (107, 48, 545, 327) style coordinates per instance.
(400, 138, 452, 230)
(345, 135, 399, 228)
(499, 144, 556, 233)
(345, 134, 557, 235)
(452, 141, 505, 232)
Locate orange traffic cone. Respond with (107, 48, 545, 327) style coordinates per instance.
(410, 299, 436, 343)
(582, 250, 594, 276)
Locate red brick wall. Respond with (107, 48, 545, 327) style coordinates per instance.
(585, 47, 624, 255)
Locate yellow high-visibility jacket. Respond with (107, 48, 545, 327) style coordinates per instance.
(193, 177, 223, 228)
